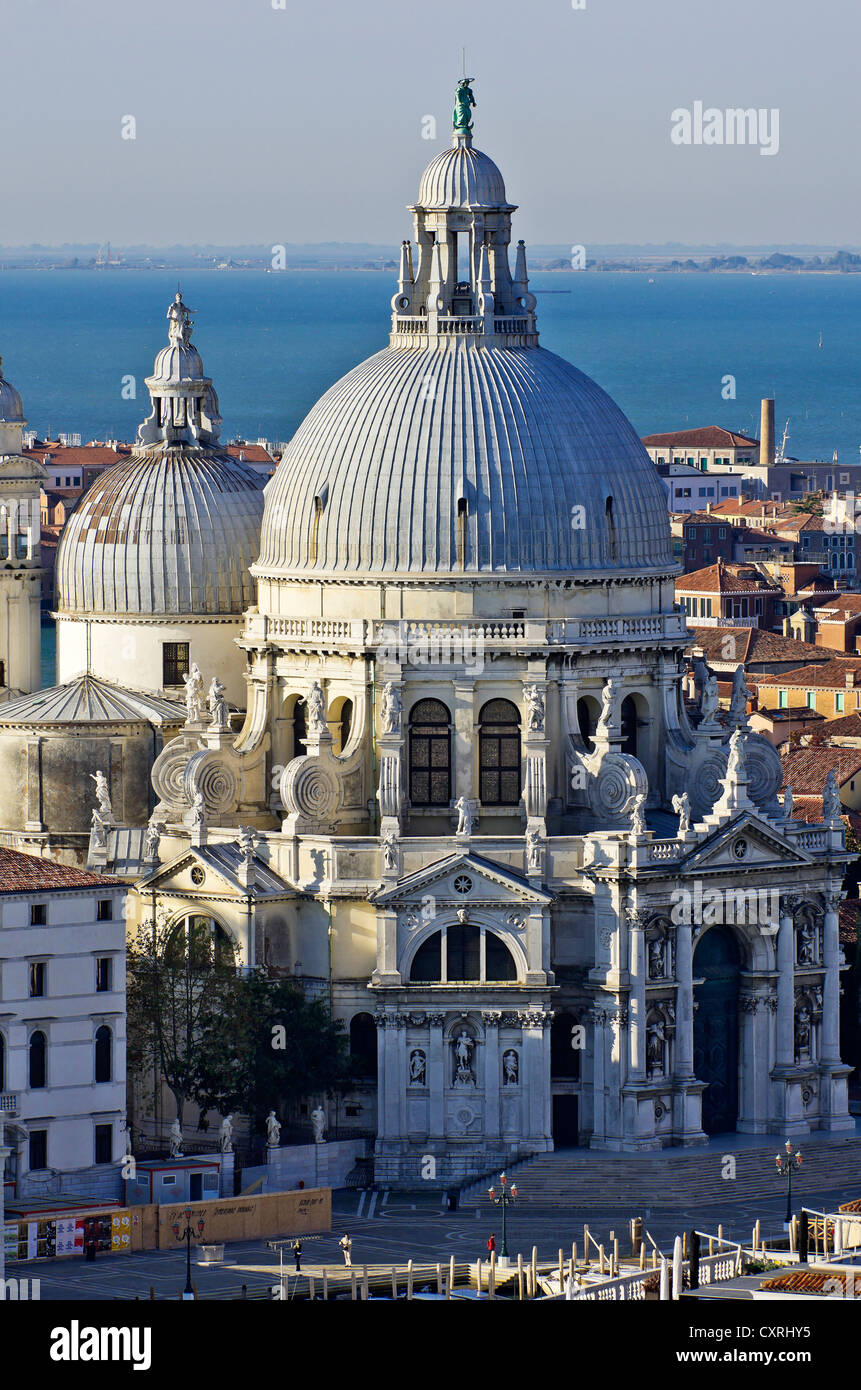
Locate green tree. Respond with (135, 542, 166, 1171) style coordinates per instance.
(195, 973, 353, 1135)
(126, 910, 242, 1127)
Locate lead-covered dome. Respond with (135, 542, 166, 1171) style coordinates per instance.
(255, 343, 673, 578)
(417, 143, 509, 209)
(55, 293, 264, 617)
(0, 357, 24, 424)
(56, 447, 264, 615)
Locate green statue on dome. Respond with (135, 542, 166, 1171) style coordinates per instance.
(453, 78, 476, 133)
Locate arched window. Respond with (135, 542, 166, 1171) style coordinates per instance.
(167, 916, 234, 971)
(29, 1030, 46, 1089)
(409, 699, 451, 806)
(329, 697, 353, 755)
(408, 926, 518, 983)
(479, 699, 521, 805)
(338, 698, 353, 752)
(621, 695, 638, 757)
(551, 1011, 581, 1078)
(292, 698, 307, 759)
(577, 698, 599, 753)
(94, 1025, 112, 1084)
(349, 1013, 377, 1081)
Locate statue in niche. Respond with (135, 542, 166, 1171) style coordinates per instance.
(647, 937, 666, 980)
(183, 663, 204, 723)
(671, 791, 691, 835)
(503, 1049, 519, 1085)
(646, 1016, 667, 1078)
(409, 1049, 426, 1085)
(307, 681, 327, 734)
(208, 675, 230, 731)
(523, 684, 545, 733)
(381, 683, 402, 734)
(795, 1007, 812, 1062)
(453, 1031, 475, 1086)
(798, 917, 817, 966)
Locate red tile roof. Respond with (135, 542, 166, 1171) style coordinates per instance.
(0, 847, 121, 894)
(688, 627, 827, 665)
(779, 746, 861, 794)
(676, 561, 779, 594)
(755, 657, 861, 689)
(815, 711, 861, 739)
(225, 444, 275, 464)
(25, 444, 131, 469)
(815, 595, 861, 621)
(642, 427, 759, 449)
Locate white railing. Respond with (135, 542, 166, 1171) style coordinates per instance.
(567, 1251, 740, 1301)
(795, 830, 828, 851)
(648, 842, 679, 861)
(0, 1093, 18, 1113)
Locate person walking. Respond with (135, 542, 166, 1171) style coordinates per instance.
(339, 1233, 352, 1267)
(487, 1233, 496, 1259)
(292, 1239, 303, 1272)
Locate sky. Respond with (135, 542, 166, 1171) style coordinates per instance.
(1, 0, 859, 247)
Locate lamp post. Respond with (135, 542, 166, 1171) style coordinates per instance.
(172, 1208, 205, 1299)
(775, 1139, 802, 1229)
(487, 1172, 518, 1260)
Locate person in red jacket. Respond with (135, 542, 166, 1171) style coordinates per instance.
(487, 1233, 496, 1258)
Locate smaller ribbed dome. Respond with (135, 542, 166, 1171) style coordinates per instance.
(150, 342, 206, 385)
(0, 358, 24, 424)
(417, 137, 509, 209)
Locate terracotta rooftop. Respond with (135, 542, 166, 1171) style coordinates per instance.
(755, 657, 861, 689)
(642, 426, 759, 449)
(225, 444, 275, 465)
(814, 711, 861, 739)
(25, 443, 131, 469)
(688, 627, 827, 665)
(815, 594, 861, 620)
(676, 561, 779, 594)
(0, 846, 121, 894)
(779, 745, 861, 794)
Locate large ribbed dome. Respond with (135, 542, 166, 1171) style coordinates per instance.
(255, 343, 674, 579)
(56, 447, 264, 615)
(417, 143, 509, 209)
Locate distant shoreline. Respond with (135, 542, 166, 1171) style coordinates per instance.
(2, 264, 861, 276)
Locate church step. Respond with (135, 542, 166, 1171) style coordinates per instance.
(461, 1137, 861, 1208)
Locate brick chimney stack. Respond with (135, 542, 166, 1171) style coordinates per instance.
(760, 398, 775, 467)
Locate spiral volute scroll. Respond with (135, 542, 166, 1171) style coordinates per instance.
(741, 732, 783, 813)
(279, 754, 340, 827)
(685, 744, 729, 820)
(586, 751, 648, 820)
(151, 739, 194, 815)
(184, 750, 240, 816)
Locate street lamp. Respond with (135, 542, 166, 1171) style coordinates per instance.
(172, 1208, 205, 1299)
(487, 1172, 518, 1260)
(775, 1139, 803, 1228)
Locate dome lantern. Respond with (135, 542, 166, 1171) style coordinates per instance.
(391, 79, 537, 348)
(135, 291, 223, 448)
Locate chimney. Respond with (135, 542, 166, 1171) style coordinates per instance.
(760, 398, 775, 467)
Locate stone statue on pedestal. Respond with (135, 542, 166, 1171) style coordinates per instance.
(266, 1111, 281, 1148)
(523, 684, 545, 733)
(90, 770, 113, 822)
(381, 682, 402, 734)
(220, 1114, 234, 1153)
(503, 1049, 518, 1085)
(595, 678, 619, 740)
(144, 817, 162, 862)
(671, 791, 691, 836)
(208, 676, 230, 731)
(409, 1049, 426, 1085)
(823, 770, 842, 821)
(307, 681, 327, 734)
(311, 1106, 327, 1143)
(455, 796, 477, 836)
(169, 1118, 183, 1158)
(90, 809, 107, 848)
(183, 663, 205, 724)
(453, 1031, 475, 1085)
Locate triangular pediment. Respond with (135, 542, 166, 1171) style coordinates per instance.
(137, 843, 292, 899)
(371, 851, 553, 908)
(680, 811, 815, 874)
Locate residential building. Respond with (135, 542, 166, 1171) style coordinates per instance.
(0, 848, 126, 1202)
(754, 657, 861, 720)
(675, 561, 781, 629)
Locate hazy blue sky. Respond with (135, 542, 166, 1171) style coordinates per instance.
(2, 0, 858, 247)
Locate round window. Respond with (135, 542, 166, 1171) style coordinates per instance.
(732, 838, 748, 861)
(453, 875, 473, 895)
(190, 866, 206, 886)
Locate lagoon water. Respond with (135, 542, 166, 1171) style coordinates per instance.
(2, 268, 861, 461)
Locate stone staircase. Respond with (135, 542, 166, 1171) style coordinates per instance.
(461, 1135, 861, 1210)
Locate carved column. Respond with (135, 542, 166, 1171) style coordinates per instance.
(589, 1006, 607, 1147)
(452, 681, 475, 806)
(776, 896, 797, 1068)
(426, 1012, 445, 1142)
(628, 910, 648, 1082)
(482, 1011, 501, 1141)
(822, 891, 842, 1065)
(674, 921, 694, 1079)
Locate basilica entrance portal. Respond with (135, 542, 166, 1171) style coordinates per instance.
(693, 927, 740, 1134)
